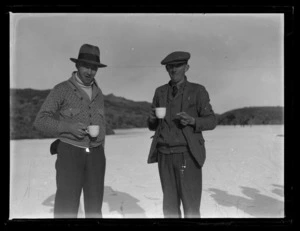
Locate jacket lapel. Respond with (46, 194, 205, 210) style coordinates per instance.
(67, 77, 86, 100)
(158, 84, 169, 107)
(68, 74, 102, 104)
(91, 80, 101, 102)
(182, 81, 192, 112)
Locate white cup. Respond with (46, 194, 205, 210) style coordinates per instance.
(155, 107, 166, 119)
(87, 125, 99, 137)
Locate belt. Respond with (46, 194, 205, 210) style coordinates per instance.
(157, 143, 189, 154)
(60, 140, 101, 153)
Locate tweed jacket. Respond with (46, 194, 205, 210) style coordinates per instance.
(147, 80, 217, 167)
(34, 73, 106, 148)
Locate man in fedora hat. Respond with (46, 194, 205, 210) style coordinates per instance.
(34, 44, 107, 218)
(147, 51, 217, 218)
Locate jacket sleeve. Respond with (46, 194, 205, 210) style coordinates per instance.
(194, 86, 217, 132)
(33, 85, 66, 136)
(147, 89, 159, 131)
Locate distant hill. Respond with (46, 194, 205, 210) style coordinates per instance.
(104, 93, 152, 129)
(10, 88, 151, 139)
(217, 106, 284, 125)
(10, 88, 284, 140)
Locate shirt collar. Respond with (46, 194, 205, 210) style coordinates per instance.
(74, 71, 94, 87)
(70, 71, 99, 90)
(69, 72, 102, 99)
(168, 76, 187, 89)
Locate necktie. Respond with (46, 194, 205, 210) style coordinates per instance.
(172, 86, 178, 97)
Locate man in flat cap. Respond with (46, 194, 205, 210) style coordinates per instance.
(147, 51, 217, 218)
(34, 44, 107, 218)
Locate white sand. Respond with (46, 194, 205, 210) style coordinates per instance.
(9, 125, 284, 219)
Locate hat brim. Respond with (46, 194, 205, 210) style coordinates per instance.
(161, 60, 188, 65)
(70, 58, 107, 68)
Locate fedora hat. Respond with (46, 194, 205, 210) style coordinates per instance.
(70, 44, 107, 68)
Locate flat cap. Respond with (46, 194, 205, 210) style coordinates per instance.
(161, 51, 191, 65)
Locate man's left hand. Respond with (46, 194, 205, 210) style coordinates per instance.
(176, 112, 196, 127)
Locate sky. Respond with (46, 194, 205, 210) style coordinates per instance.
(10, 13, 284, 114)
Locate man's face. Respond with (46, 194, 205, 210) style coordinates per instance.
(166, 63, 189, 84)
(77, 62, 98, 86)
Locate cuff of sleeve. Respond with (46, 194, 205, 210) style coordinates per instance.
(194, 117, 203, 132)
(148, 117, 159, 130)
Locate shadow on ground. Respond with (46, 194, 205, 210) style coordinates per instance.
(42, 186, 146, 218)
(42, 194, 55, 214)
(103, 186, 146, 218)
(207, 185, 284, 218)
(42, 193, 84, 215)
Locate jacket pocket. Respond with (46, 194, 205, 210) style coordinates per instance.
(61, 108, 81, 118)
(187, 102, 197, 109)
(198, 137, 205, 145)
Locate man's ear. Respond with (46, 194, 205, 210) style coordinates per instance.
(185, 64, 190, 72)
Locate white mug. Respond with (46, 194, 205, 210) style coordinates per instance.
(155, 107, 166, 119)
(87, 125, 99, 137)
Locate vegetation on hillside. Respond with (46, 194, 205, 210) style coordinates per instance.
(216, 107, 284, 126)
(10, 88, 283, 140)
(10, 89, 151, 139)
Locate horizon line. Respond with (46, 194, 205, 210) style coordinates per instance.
(9, 87, 284, 115)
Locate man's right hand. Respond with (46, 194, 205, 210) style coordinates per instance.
(148, 108, 157, 122)
(62, 122, 88, 139)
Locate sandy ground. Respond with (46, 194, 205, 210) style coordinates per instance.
(9, 125, 284, 219)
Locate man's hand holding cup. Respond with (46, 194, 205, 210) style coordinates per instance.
(176, 112, 195, 127)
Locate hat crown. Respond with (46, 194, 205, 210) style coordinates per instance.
(161, 51, 191, 65)
(78, 44, 100, 57)
(70, 44, 107, 68)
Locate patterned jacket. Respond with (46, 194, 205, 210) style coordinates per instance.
(147, 80, 217, 167)
(34, 72, 106, 148)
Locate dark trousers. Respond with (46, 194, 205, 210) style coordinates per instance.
(54, 141, 106, 218)
(158, 151, 202, 218)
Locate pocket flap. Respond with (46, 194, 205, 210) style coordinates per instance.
(62, 108, 81, 117)
(198, 137, 205, 144)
